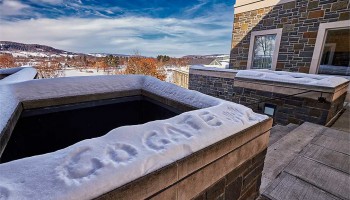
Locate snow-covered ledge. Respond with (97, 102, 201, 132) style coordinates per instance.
(190, 65, 239, 79)
(0, 67, 37, 85)
(235, 70, 349, 102)
(0, 75, 271, 200)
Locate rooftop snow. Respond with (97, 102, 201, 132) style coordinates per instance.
(0, 67, 37, 85)
(190, 65, 239, 73)
(0, 75, 268, 200)
(236, 70, 349, 88)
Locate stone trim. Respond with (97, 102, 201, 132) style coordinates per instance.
(309, 20, 350, 74)
(96, 121, 271, 199)
(247, 29, 283, 70)
(234, 0, 296, 14)
(190, 68, 237, 79)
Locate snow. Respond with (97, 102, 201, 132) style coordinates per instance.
(236, 70, 349, 88)
(0, 75, 268, 200)
(0, 67, 37, 85)
(191, 65, 239, 73)
(63, 69, 110, 77)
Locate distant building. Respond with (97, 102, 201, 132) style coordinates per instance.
(230, 0, 350, 76)
(208, 55, 230, 68)
(188, 58, 216, 66)
(172, 68, 189, 88)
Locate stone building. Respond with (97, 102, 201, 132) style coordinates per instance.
(229, 0, 350, 76)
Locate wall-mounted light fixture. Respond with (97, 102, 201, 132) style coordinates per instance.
(263, 103, 277, 116)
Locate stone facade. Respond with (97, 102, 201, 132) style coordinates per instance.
(230, 0, 350, 72)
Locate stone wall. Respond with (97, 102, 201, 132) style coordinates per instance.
(97, 119, 272, 200)
(189, 68, 348, 125)
(231, 84, 347, 125)
(230, 0, 350, 72)
(189, 73, 236, 102)
(193, 149, 267, 200)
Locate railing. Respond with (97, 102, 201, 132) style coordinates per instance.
(172, 69, 189, 88)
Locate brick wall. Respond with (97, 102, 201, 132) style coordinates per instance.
(230, 0, 350, 72)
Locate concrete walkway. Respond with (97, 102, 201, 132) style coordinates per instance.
(260, 123, 350, 200)
(331, 103, 350, 133)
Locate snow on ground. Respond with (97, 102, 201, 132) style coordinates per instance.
(63, 69, 111, 77)
(0, 75, 268, 200)
(191, 65, 239, 73)
(236, 70, 349, 88)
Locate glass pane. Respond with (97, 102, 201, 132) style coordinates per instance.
(251, 34, 277, 69)
(319, 28, 350, 76)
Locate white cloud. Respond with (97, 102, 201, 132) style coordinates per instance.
(31, 0, 64, 4)
(0, 15, 233, 57)
(0, 0, 30, 16)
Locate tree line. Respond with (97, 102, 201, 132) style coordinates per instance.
(0, 53, 189, 81)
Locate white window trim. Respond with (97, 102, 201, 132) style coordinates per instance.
(309, 20, 350, 74)
(247, 28, 283, 70)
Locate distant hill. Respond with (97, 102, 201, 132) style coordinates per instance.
(0, 41, 75, 55)
(0, 41, 132, 58)
(88, 53, 130, 57)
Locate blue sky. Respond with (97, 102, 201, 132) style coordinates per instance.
(0, 0, 235, 56)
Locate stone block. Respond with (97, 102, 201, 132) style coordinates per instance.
(303, 31, 318, 38)
(226, 160, 251, 185)
(224, 177, 242, 200)
(308, 10, 325, 19)
(293, 43, 304, 50)
(298, 66, 309, 73)
(206, 179, 226, 200)
(241, 23, 249, 31)
(276, 62, 285, 69)
(263, 18, 274, 26)
(307, 1, 319, 10)
(339, 12, 350, 20)
(283, 1, 296, 9)
(299, 51, 313, 57)
(331, 1, 348, 11)
(243, 163, 264, 190)
(283, 24, 295, 32)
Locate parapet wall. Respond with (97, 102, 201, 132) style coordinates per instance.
(0, 75, 270, 200)
(189, 66, 349, 125)
(98, 119, 271, 200)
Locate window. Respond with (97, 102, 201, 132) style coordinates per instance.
(310, 20, 350, 75)
(252, 34, 277, 69)
(318, 28, 350, 76)
(247, 29, 282, 70)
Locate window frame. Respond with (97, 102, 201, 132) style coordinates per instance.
(309, 20, 350, 74)
(247, 28, 283, 70)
